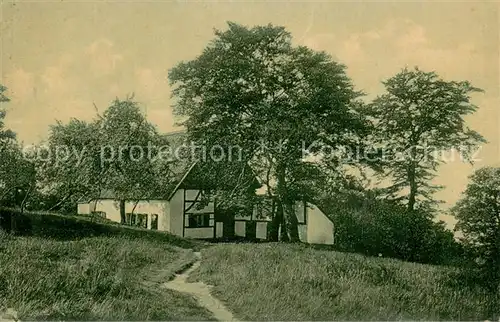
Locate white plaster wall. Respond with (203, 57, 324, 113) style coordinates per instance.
(256, 222, 268, 239)
(169, 189, 184, 237)
(77, 203, 90, 215)
(89, 200, 97, 213)
(185, 189, 199, 200)
(94, 200, 121, 223)
(235, 221, 246, 237)
(163, 201, 171, 232)
(184, 227, 213, 239)
(184, 189, 215, 214)
(215, 222, 223, 238)
(125, 200, 169, 231)
(306, 203, 334, 245)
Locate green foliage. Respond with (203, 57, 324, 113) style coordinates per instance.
(452, 167, 500, 291)
(0, 142, 35, 205)
(98, 98, 173, 200)
(189, 243, 497, 320)
(0, 85, 15, 145)
(321, 189, 462, 265)
(36, 97, 173, 212)
(366, 67, 485, 211)
(169, 22, 367, 241)
(0, 85, 36, 209)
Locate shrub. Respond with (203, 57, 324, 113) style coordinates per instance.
(321, 193, 463, 265)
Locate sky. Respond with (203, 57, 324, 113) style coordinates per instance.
(1, 1, 499, 226)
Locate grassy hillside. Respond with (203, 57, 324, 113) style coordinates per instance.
(190, 243, 498, 321)
(0, 210, 213, 321)
(0, 208, 200, 250)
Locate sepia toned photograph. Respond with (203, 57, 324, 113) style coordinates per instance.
(0, 1, 499, 320)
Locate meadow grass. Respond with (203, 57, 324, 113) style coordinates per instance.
(189, 243, 498, 321)
(0, 230, 213, 320)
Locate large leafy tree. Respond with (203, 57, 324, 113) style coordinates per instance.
(453, 167, 500, 289)
(366, 67, 485, 213)
(0, 141, 36, 209)
(0, 85, 15, 148)
(36, 118, 103, 211)
(98, 98, 173, 221)
(0, 85, 36, 209)
(38, 97, 173, 215)
(169, 22, 367, 241)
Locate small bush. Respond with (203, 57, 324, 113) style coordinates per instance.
(321, 195, 463, 265)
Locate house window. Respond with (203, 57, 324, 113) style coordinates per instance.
(151, 214, 158, 230)
(125, 213, 148, 228)
(187, 214, 211, 228)
(137, 214, 147, 229)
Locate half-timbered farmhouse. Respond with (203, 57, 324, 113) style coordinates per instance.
(77, 131, 334, 244)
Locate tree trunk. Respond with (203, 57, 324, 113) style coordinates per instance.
(276, 162, 299, 242)
(268, 199, 279, 242)
(119, 199, 126, 224)
(284, 200, 300, 242)
(407, 163, 417, 213)
(20, 184, 33, 214)
(277, 200, 289, 242)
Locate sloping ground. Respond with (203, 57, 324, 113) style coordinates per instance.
(189, 243, 498, 321)
(0, 211, 213, 321)
(164, 252, 238, 321)
(0, 208, 201, 250)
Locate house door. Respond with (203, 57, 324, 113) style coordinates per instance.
(215, 222, 223, 238)
(215, 208, 235, 239)
(245, 221, 257, 240)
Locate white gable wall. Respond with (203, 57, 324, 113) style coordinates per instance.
(235, 221, 246, 237)
(183, 189, 216, 239)
(169, 188, 184, 236)
(306, 203, 334, 245)
(256, 222, 268, 239)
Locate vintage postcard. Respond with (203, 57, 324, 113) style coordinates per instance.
(1, 1, 499, 321)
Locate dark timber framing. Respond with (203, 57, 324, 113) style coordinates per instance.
(182, 188, 216, 238)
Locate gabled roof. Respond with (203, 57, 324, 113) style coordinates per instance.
(90, 130, 262, 202)
(167, 161, 198, 200)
